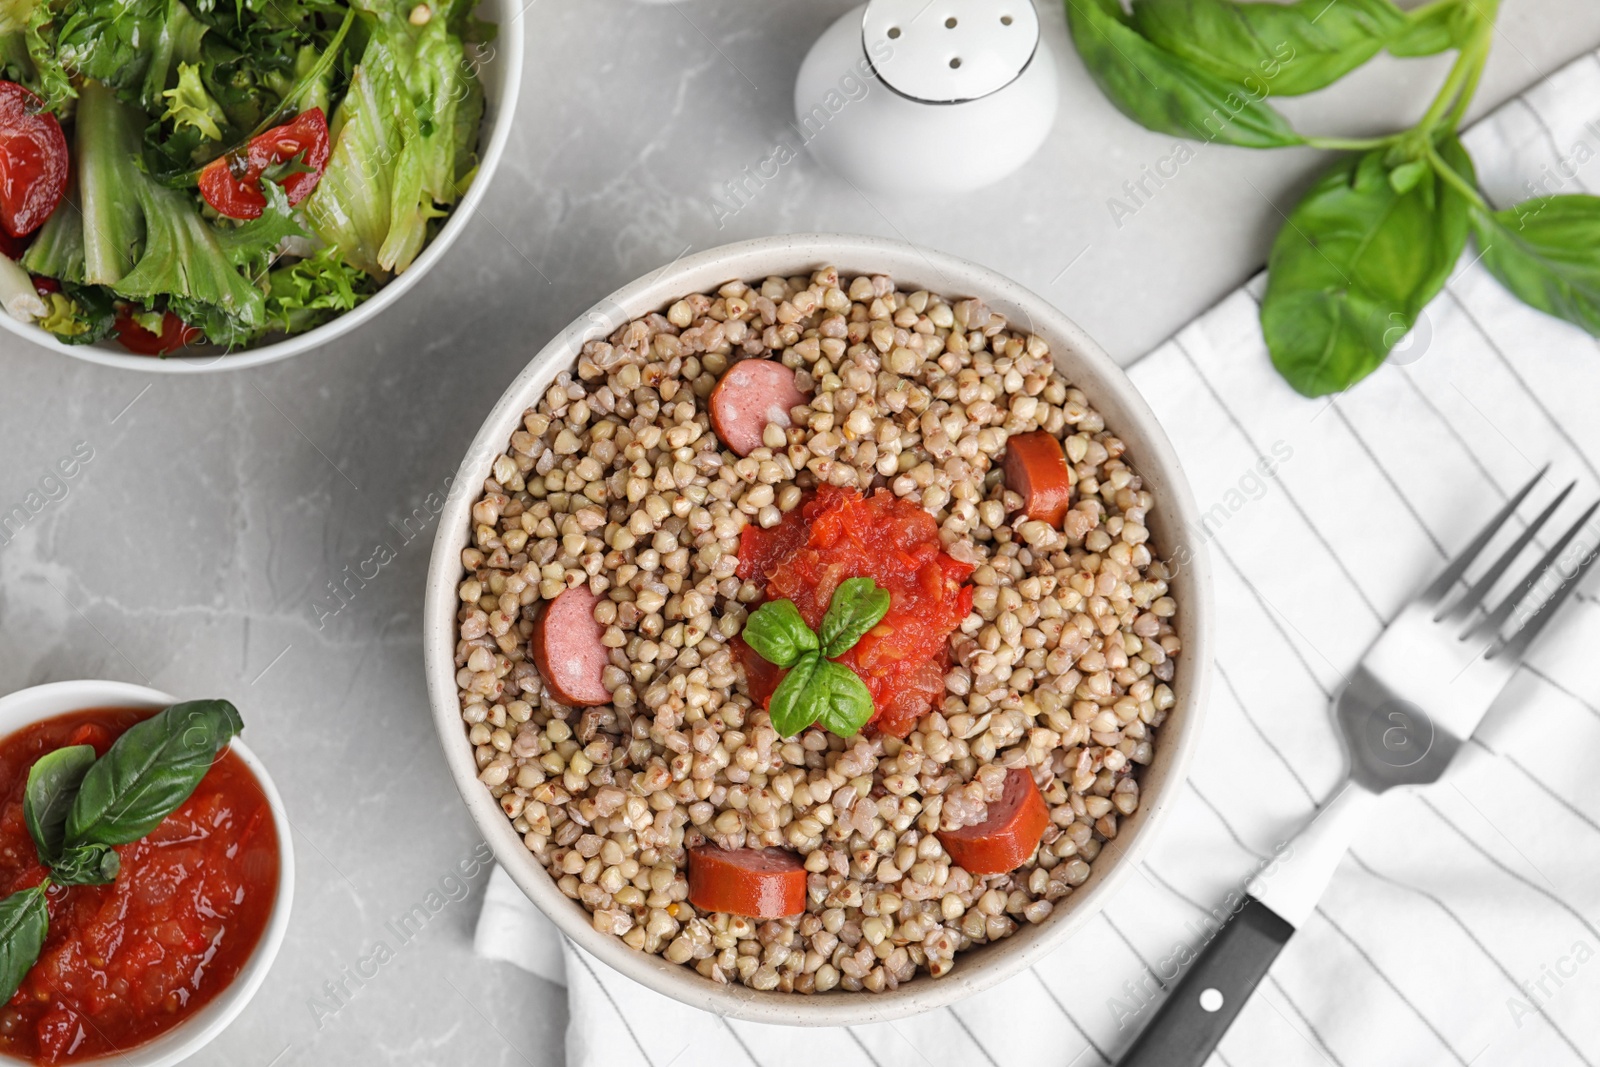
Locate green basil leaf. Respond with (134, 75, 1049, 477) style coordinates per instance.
(741, 599, 818, 668)
(66, 699, 243, 849)
(1261, 136, 1474, 396)
(811, 660, 876, 740)
(817, 578, 892, 660)
(1065, 0, 1303, 149)
(49, 844, 120, 887)
(1386, 0, 1469, 57)
(767, 652, 824, 739)
(0, 886, 49, 1005)
(1471, 196, 1600, 337)
(24, 745, 96, 864)
(1131, 0, 1406, 97)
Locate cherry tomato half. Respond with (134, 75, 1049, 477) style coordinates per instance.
(198, 108, 329, 220)
(112, 309, 203, 355)
(0, 81, 68, 238)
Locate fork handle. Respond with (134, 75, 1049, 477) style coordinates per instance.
(1116, 782, 1378, 1067)
(1114, 895, 1293, 1067)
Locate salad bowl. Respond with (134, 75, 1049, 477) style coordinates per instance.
(0, 0, 523, 374)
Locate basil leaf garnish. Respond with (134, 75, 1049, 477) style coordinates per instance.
(66, 699, 243, 849)
(1471, 197, 1600, 337)
(767, 652, 824, 738)
(741, 599, 817, 669)
(24, 745, 96, 865)
(1261, 137, 1473, 396)
(818, 577, 891, 660)
(810, 659, 875, 740)
(1065, 0, 1303, 149)
(0, 887, 49, 1005)
(50, 844, 120, 887)
(1131, 0, 1407, 98)
(742, 580, 892, 739)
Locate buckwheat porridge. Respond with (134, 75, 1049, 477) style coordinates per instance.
(452, 268, 1180, 995)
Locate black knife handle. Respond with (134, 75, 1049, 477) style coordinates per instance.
(1116, 895, 1294, 1067)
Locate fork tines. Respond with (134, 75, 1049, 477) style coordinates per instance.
(1426, 465, 1600, 661)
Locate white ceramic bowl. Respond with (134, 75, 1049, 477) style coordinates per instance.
(424, 233, 1213, 1025)
(0, 680, 295, 1065)
(0, 1, 523, 374)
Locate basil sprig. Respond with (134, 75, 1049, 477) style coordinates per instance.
(0, 699, 244, 1002)
(742, 578, 890, 739)
(66, 699, 243, 849)
(1066, 0, 1600, 395)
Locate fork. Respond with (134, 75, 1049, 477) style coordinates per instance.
(1118, 466, 1600, 1067)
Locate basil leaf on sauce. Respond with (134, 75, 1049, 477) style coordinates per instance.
(817, 577, 892, 660)
(743, 580, 891, 739)
(66, 699, 243, 849)
(741, 599, 817, 669)
(767, 652, 824, 739)
(24, 744, 96, 864)
(810, 659, 876, 740)
(0, 887, 49, 1005)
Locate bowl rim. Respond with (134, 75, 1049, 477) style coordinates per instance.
(0, 679, 296, 1065)
(0, 0, 524, 375)
(423, 232, 1213, 1025)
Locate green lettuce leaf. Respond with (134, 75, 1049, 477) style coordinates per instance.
(42, 285, 118, 345)
(20, 179, 85, 283)
(56, 0, 169, 104)
(160, 60, 227, 141)
(305, 12, 479, 275)
(76, 80, 266, 339)
(263, 246, 375, 334)
(0, 0, 75, 112)
(215, 180, 307, 280)
(0, 0, 33, 35)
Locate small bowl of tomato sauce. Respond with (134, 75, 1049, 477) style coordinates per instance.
(0, 680, 293, 1066)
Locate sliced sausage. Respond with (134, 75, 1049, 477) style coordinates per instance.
(529, 585, 611, 707)
(687, 845, 806, 918)
(937, 766, 1049, 875)
(1003, 430, 1073, 526)
(709, 358, 808, 457)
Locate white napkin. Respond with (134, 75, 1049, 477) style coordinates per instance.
(476, 48, 1600, 1067)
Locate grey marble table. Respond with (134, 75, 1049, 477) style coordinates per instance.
(3, 2, 1599, 1064)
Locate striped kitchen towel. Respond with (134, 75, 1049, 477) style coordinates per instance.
(475, 46, 1600, 1067)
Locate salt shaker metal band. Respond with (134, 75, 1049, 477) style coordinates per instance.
(795, 0, 1059, 195)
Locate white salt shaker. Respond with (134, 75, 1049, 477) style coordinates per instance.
(794, 0, 1058, 196)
